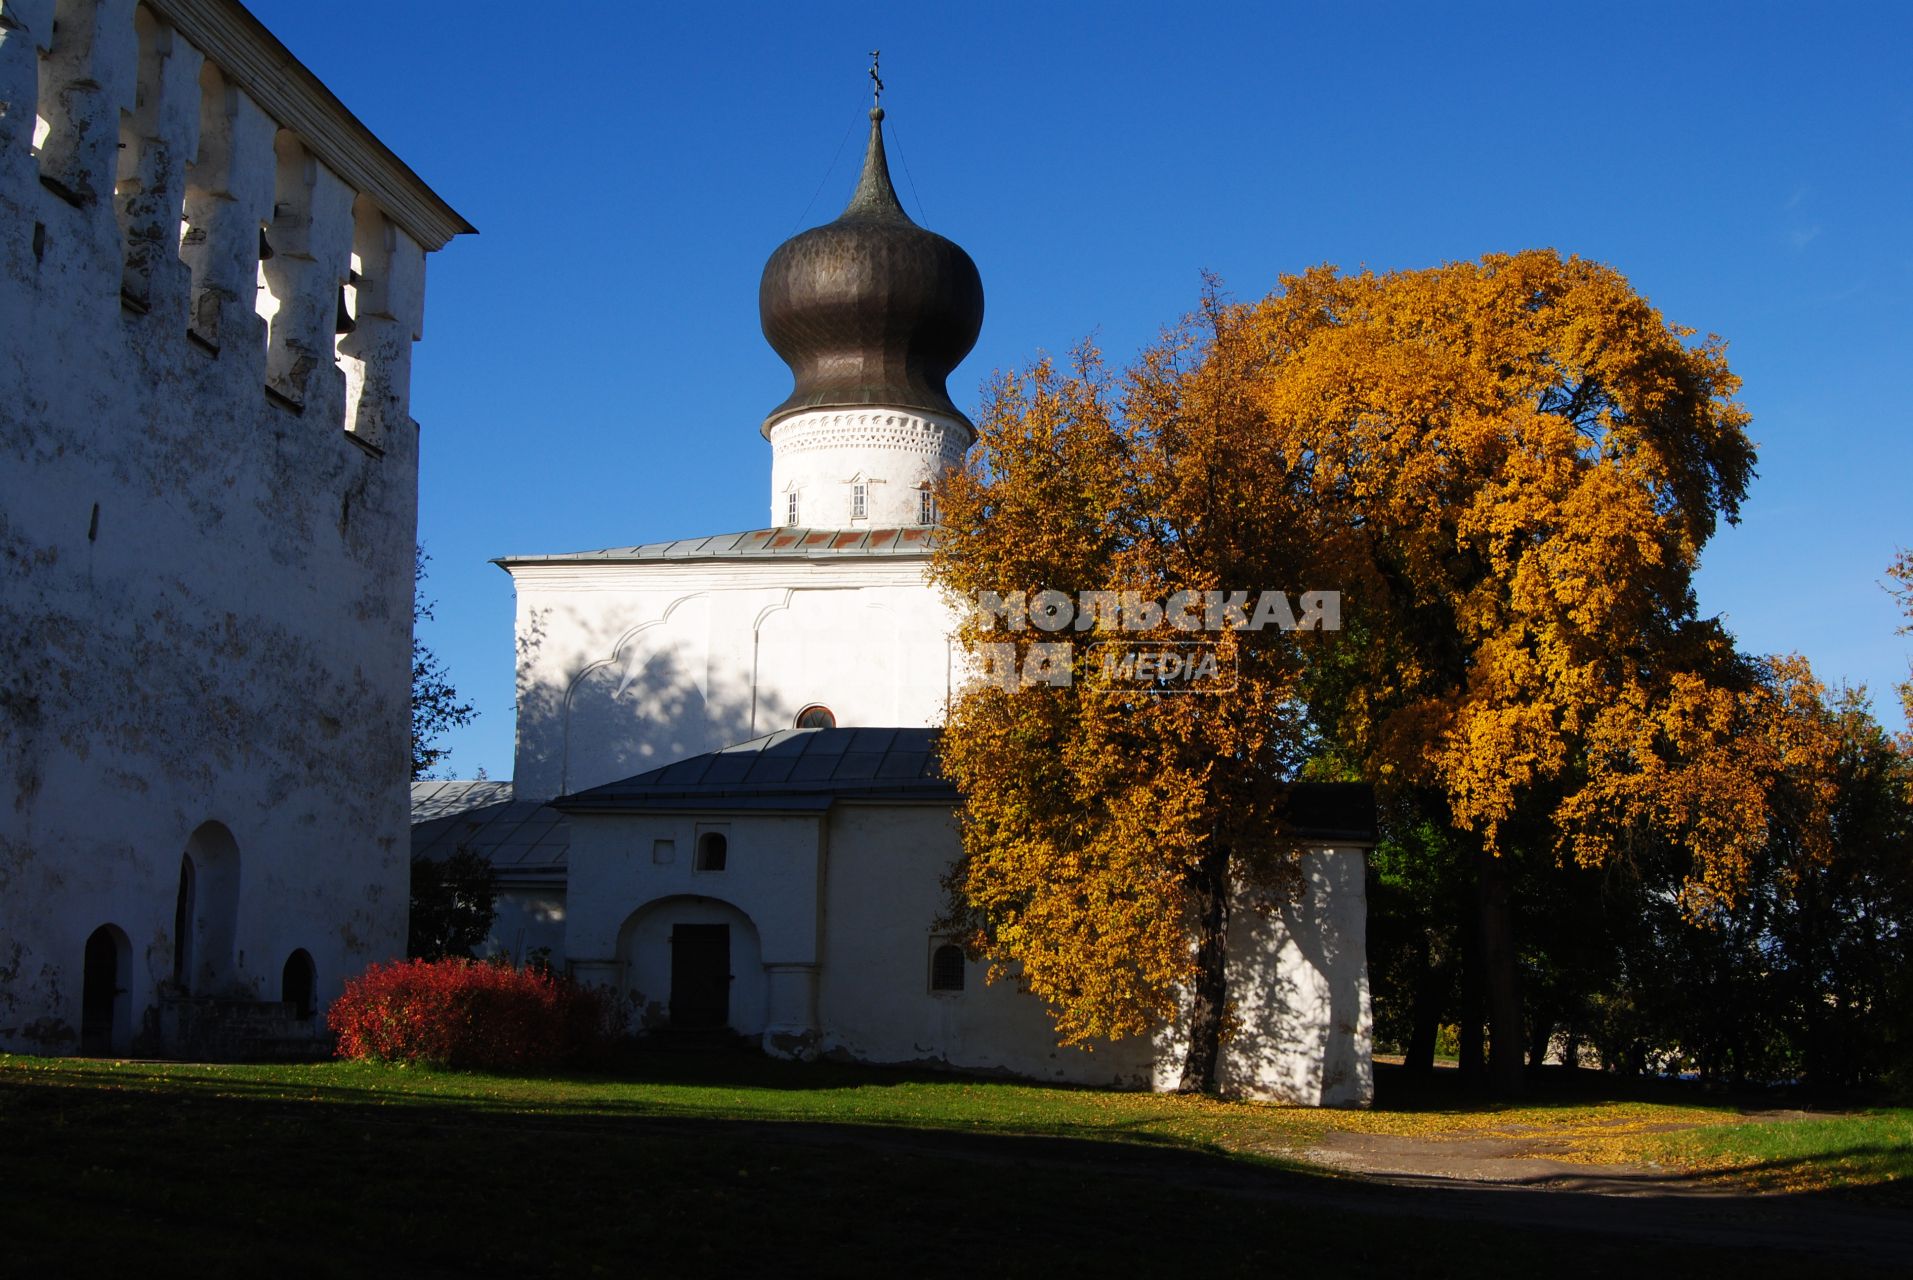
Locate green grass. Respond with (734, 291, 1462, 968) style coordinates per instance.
(0, 1052, 1890, 1277)
(1655, 1108, 1913, 1200)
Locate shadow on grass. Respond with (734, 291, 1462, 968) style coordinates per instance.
(3, 1065, 1911, 1278)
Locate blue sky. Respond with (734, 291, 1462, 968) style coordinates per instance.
(246, 1, 1913, 777)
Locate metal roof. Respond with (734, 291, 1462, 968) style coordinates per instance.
(410, 781, 569, 876)
(494, 526, 939, 568)
(759, 107, 983, 439)
(552, 727, 956, 814)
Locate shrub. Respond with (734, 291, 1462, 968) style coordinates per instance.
(329, 957, 617, 1069)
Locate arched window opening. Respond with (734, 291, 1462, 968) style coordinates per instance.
(695, 831, 728, 873)
(930, 943, 965, 993)
(181, 821, 240, 993)
(794, 704, 835, 730)
(282, 949, 316, 1020)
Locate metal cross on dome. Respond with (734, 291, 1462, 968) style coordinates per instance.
(869, 50, 884, 106)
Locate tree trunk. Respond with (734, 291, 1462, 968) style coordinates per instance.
(1478, 850, 1525, 1095)
(1178, 843, 1231, 1093)
(1404, 935, 1442, 1077)
(1457, 891, 1485, 1085)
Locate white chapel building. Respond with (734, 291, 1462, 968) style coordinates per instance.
(419, 106, 1376, 1104)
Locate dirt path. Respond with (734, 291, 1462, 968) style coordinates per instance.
(1296, 1107, 1824, 1195)
(1301, 1127, 1730, 1195)
(697, 1116, 1913, 1267)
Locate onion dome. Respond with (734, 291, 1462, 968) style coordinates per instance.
(759, 107, 985, 438)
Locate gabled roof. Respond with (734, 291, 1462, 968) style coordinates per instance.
(495, 526, 938, 568)
(551, 727, 956, 814)
(549, 727, 1377, 844)
(411, 779, 515, 824)
(410, 780, 568, 877)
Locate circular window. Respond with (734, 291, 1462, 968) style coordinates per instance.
(794, 705, 836, 730)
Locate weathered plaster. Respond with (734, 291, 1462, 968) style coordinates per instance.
(0, 0, 449, 1054)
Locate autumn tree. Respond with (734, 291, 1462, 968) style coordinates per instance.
(1891, 550, 1913, 747)
(937, 251, 1809, 1094)
(1243, 252, 1822, 1092)
(932, 301, 1334, 1091)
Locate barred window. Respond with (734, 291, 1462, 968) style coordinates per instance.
(852, 483, 868, 520)
(930, 943, 965, 993)
(786, 490, 799, 526)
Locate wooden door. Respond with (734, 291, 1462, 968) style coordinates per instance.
(669, 924, 731, 1029)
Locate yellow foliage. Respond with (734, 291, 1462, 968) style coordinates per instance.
(932, 251, 1830, 1049)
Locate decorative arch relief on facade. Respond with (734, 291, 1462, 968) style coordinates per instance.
(557, 593, 715, 794)
(601, 593, 712, 704)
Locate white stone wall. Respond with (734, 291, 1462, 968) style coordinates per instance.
(563, 811, 827, 1039)
(816, 803, 1170, 1087)
(560, 798, 1373, 1103)
(1218, 849, 1374, 1106)
(767, 406, 969, 529)
(0, 0, 435, 1053)
(508, 559, 963, 798)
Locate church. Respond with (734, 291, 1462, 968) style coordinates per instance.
(420, 101, 1378, 1105)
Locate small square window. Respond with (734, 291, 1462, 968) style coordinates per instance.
(651, 838, 675, 865)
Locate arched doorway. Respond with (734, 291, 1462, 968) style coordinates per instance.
(179, 822, 241, 993)
(281, 950, 316, 1020)
(617, 897, 766, 1035)
(81, 924, 131, 1055)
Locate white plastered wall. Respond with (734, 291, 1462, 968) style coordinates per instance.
(560, 799, 1372, 1103)
(767, 406, 969, 529)
(0, 0, 431, 1053)
(507, 559, 963, 798)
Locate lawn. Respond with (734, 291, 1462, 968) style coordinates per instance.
(1, 1051, 1902, 1276)
(1653, 1107, 1913, 1198)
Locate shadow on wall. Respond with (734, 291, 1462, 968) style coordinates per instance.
(1220, 851, 1370, 1106)
(514, 605, 758, 798)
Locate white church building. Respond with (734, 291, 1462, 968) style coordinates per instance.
(423, 104, 1378, 1105)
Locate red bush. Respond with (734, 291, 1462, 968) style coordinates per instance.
(328, 957, 616, 1069)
